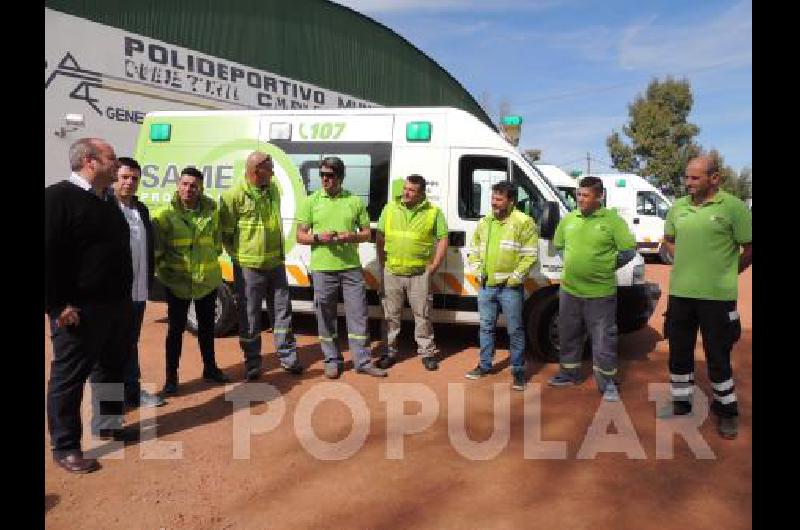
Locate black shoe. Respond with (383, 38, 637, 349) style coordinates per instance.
(718, 415, 738, 440)
(203, 368, 231, 384)
(282, 362, 304, 375)
(421, 356, 439, 371)
(96, 427, 140, 442)
(162, 380, 178, 396)
(512, 371, 527, 391)
(376, 355, 396, 370)
(246, 367, 261, 381)
(465, 365, 491, 380)
(54, 453, 99, 474)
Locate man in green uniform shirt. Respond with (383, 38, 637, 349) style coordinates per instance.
(296, 156, 386, 379)
(657, 154, 752, 440)
(548, 176, 636, 401)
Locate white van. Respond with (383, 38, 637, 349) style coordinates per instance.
(534, 164, 578, 210)
(134, 107, 661, 361)
(592, 173, 673, 262)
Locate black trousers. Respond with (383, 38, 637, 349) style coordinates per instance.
(666, 296, 742, 417)
(165, 287, 218, 379)
(46, 300, 132, 457)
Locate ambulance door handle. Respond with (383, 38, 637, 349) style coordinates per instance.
(633, 218, 640, 224)
(449, 231, 466, 248)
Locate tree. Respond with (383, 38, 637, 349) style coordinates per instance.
(711, 148, 751, 200)
(607, 77, 702, 193)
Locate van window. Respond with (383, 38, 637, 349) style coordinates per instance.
(512, 163, 547, 221)
(637, 191, 670, 220)
(271, 141, 390, 221)
(557, 186, 577, 210)
(458, 155, 508, 219)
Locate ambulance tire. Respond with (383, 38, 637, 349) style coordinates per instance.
(526, 290, 560, 363)
(658, 243, 674, 265)
(186, 283, 239, 337)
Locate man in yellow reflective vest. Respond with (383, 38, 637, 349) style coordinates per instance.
(465, 181, 539, 391)
(376, 175, 449, 371)
(153, 167, 229, 395)
(219, 152, 302, 381)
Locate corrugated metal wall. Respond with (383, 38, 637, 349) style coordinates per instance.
(45, 0, 494, 127)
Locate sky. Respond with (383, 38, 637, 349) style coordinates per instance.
(332, 0, 752, 175)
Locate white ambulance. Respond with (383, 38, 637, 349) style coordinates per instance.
(592, 173, 673, 263)
(535, 164, 578, 210)
(134, 107, 661, 361)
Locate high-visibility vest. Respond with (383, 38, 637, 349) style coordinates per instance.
(467, 209, 539, 286)
(219, 179, 283, 270)
(384, 198, 440, 275)
(153, 193, 223, 300)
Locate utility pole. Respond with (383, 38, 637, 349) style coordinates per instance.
(586, 152, 591, 177)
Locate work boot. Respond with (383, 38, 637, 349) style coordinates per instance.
(656, 400, 693, 419)
(324, 363, 341, 379)
(465, 365, 491, 380)
(717, 416, 738, 440)
(547, 371, 578, 387)
(421, 356, 439, 371)
(356, 364, 388, 378)
(376, 355, 396, 370)
(203, 367, 230, 384)
(512, 371, 527, 391)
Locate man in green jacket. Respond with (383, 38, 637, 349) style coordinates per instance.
(376, 174, 448, 371)
(219, 151, 302, 381)
(465, 181, 538, 391)
(153, 167, 229, 395)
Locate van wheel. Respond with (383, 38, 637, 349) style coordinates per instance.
(526, 291, 560, 362)
(186, 283, 239, 337)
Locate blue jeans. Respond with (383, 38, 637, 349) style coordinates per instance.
(478, 285, 526, 375)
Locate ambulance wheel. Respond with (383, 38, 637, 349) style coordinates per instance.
(186, 283, 239, 337)
(526, 290, 560, 363)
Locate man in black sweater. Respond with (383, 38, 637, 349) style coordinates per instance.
(45, 137, 134, 474)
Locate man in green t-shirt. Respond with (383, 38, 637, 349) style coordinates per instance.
(296, 156, 386, 379)
(375, 174, 448, 371)
(548, 176, 636, 401)
(657, 155, 752, 440)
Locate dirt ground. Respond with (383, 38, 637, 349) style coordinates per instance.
(44, 264, 752, 530)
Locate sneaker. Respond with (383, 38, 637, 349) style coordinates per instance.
(203, 368, 231, 384)
(717, 416, 738, 440)
(376, 355, 396, 370)
(356, 364, 388, 378)
(655, 401, 693, 419)
(512, 372, 527, 391)
(465, 365, 491, 380)
(162, 380, 178, 396)
(282, 362, 304, 375)
(324, 364, 341, 379)
(602, 382, 620, 402)
(421, 356, 439, 371)
(246, 367, 261, 381)
(139, 390, 166, 408)
(547, 372, 578, 387)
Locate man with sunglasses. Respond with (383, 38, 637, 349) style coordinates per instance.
(296, 156, 387, 379)
(219, 151, 302, 381)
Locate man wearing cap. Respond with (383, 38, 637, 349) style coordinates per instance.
(219, 151, 302, 381)
(296, 156, 387, 379)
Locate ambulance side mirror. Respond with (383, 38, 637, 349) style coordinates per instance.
(538, 201, 560, 239)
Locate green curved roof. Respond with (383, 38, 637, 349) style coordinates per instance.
(45, 0, 494, 128)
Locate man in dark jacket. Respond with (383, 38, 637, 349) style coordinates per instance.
(45, 138, 135, 474)
(110, 157, 166, 408)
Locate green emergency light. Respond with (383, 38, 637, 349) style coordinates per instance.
(615, 178, 627, 187)
(570, 170, 582, 178)
(150, 123, 171, 142)
(406, 121, 432, 142)
(501, 115, 523, 126)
